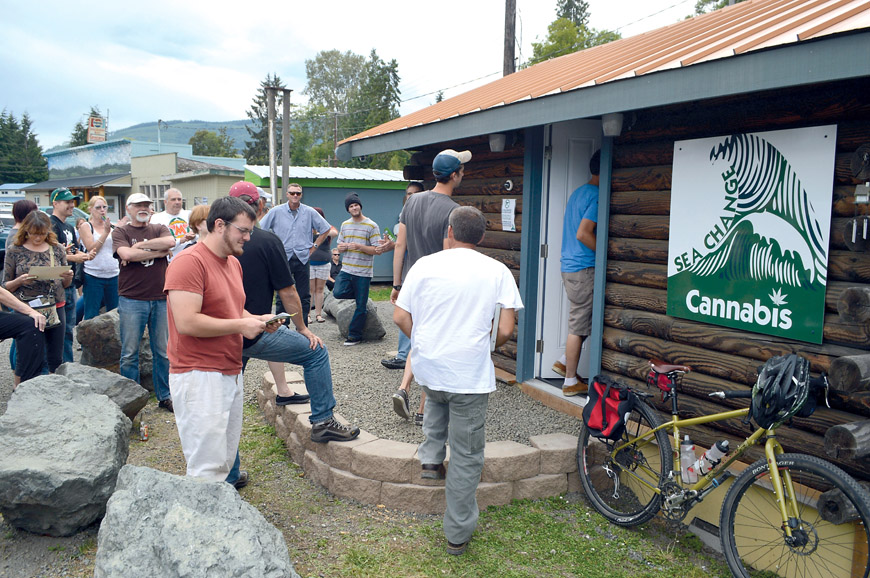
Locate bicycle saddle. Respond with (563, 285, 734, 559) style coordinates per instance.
(649, 360, 691, 374)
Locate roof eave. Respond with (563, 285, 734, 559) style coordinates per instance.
(336, 29, 870, 161)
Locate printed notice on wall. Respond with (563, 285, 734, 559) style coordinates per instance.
(501, 198, 516, 231)
(667, 126, 836, 344)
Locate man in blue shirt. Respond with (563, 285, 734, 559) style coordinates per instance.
(259, 183, 332, 326)
(555, 150, 600, 396)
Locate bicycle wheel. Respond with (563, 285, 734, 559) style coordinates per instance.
(577, 398, 672, 526)
(720, 453, 870, 578)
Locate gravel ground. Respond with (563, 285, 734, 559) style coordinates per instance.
(0, 298, 583, 577)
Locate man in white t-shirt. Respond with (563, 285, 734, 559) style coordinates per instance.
(393, 206, 523, 557)
(150, 188, 195, 260)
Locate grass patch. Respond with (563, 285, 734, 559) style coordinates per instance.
(369, 284, 392, 301)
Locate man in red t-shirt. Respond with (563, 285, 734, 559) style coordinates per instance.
(164, 196, 276, 483)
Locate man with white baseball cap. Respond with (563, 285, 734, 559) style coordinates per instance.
(388, 148, 470, 423)
(112, 192, 176, 411)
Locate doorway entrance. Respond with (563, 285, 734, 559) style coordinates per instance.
(536, 119, 600, 380)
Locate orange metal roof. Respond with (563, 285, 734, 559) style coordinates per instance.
(340, 0, 870, 146)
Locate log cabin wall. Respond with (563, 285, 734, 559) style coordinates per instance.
(408, 136, 526, 375)
(604, 77, 870, 481)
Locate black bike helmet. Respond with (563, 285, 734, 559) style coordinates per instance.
(751, 354, 810, 429)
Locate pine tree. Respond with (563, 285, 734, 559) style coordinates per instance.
(0, 110, 48, 183)
(244, 73, 285, 165)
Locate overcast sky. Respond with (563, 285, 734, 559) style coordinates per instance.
(2, 0, 695, 149)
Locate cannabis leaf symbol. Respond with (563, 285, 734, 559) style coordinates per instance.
(769, 288, 788, 306)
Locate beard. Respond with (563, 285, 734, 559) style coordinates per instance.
(135, 211, 150, 223)
(223, 228, 244, 257)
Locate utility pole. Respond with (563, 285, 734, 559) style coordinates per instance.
(266, 87, 278, 202)
(504, 0, 516, 76)
(281, 89, 292, 194)
(333, 113, 339, 167)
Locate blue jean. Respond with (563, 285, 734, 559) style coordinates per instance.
(419, 386, 489, 545)
(63, 286, 76, 363)
(226, 451, 242, 486)
(118, 296, 170, 402)
(332, 272, 371, 341)
(242, 325, 336, 423)
(83, 273, 119, 320)
(398, 329, 411, 361)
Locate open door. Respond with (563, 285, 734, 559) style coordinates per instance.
(537, 119, 601, 379)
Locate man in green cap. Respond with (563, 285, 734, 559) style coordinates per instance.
(49, 187, 95, 362)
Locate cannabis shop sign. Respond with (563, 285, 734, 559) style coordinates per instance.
(667, 126, 836, 344)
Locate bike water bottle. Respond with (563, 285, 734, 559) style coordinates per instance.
(689, 440, 730, 477)
(680, 435, 698, 484)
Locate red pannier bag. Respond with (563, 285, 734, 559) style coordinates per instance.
(582, 375, 637, 440)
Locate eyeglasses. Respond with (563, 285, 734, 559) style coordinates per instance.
(223, 220, 253, 236)
(94, 205, 107, 210)
(287, 191, 302, 196)
(236, 194, 257, 205)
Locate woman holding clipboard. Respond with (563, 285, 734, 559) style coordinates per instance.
(3, 211, 72, 374)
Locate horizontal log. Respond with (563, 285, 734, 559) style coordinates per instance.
(830, 355, 870, 393)
(456, 195, 522, 214)
(606, 260, 667, 289)
(825, 420, 870, 460)
(828, 250, 870, 284)
(612, 165, 672, 192)
(601, 348, 857, 437)
(607, 238, 668, 264)
(837, 287, 870, 323)
(460, 158, 524, 181)
(483, 213, 523, 233)
(603, 305, 869, 372)
(610, 190, 671, 215)
(478, 230, 522, 252)
(612, 141, 674, 169)
(476, 247, 519, 270)
(492, 352, 516, 375)
(452, 177, 524, 197)
(609, 215, 669, 240)
(817, 481, 870, 524)
(605, 283, 667, 314)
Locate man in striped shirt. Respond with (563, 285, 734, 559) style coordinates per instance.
(334, 192, 386, 346)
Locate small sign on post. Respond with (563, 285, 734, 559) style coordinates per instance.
(87, 116, 106, 143)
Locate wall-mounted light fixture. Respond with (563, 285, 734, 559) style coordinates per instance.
(856, 182, 870, 205)
(602, 113, 624, 137)
(489, 133, 507, 153)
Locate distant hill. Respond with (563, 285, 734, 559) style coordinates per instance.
(110, 119, 254, 155)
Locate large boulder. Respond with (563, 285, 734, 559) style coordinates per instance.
(76, 309, 154, 391)
(56, 362, 149, 421)
(323, 292, 386, 341)
(94, 465, 300, 578)
(0, 376, 130, 536)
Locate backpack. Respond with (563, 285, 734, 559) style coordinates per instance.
(582, 375, 638, 440)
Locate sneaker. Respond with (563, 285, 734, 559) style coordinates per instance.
(381, 356, 406, 370)
(552, 361, 567, 377)
(158, 398, 174, 413)
(414, 412, 424, 426)
(232, 471, 249, 490)
(311, 417, 361, 443)
(392, 389, 411, 419)
(343, 338, 361, 346)
(562, 381, 588, 397)
(447, 540, 469, 556)
(276, 393, 310, 405)
(421, 463, 446, 480)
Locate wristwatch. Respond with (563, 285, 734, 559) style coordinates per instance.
(392, 285, 402, 291)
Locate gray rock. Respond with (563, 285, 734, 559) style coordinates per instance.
(0, 376, 131, 536)
(56, 362, 149, 421)
(94, 465, 299, 578)
(323, 292, 386, 341)
(77, 309, 154, 391)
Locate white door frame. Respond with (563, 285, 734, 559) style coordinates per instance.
(536, 119, 601, 379)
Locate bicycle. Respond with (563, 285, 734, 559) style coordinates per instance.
(577, 359, 870, 578)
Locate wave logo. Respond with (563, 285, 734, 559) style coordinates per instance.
(667, 127, 835, 344)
